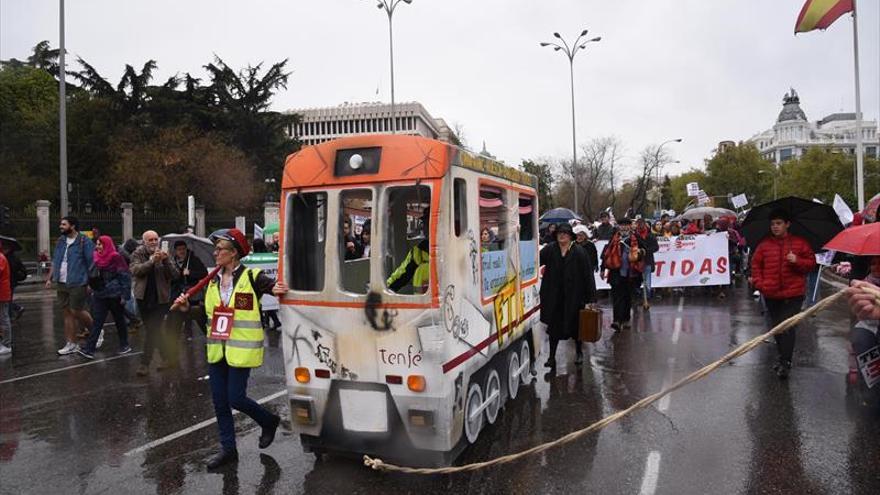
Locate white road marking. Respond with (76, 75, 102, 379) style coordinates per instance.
(0, 351, 143, 385)
(123, 389, 288, 456)
(657, 358, 676, 412)
(677, 296, 684, 312)
(671, 317, 682, 344)
(639, 451, 662, 495)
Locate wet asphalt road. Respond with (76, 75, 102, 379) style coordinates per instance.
(1, 280, 878, 495)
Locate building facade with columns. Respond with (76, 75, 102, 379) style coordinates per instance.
(285, 101, 460, 147)
(747, 89, 879, 164)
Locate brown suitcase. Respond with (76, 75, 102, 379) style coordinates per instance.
(579, 307, 602, 343)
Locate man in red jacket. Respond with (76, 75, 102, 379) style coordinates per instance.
(0, 244, 12, 356)
(750, 209, 816, 378)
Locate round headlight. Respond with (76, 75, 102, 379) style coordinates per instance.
(350, 154, 364, 170)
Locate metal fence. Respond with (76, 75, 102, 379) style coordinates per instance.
(3, 205, 264, 260)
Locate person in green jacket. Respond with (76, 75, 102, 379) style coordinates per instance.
(387, 207, 431, 293)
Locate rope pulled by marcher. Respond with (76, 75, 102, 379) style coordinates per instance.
(363, 285, 880, 475)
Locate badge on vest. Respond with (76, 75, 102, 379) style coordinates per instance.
(234, 293, 254, 311)
(210, 306, 235, 341)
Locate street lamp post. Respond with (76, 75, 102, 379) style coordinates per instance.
(654, 139, 682, 214)
(541, 30, 601, 217)
(370, 0, 413, 134)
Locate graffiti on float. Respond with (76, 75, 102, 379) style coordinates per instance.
(441, 285, 470, 341)
(468, 230, 479, 285)
(493, 275, 524, 347)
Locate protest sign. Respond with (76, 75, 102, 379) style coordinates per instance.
(686, 182, 700, 197)
(731, 193, 748, 209)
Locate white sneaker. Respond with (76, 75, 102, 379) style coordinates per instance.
(0, 343, 11, 356)
(57, 342, 79, 355)
(96, 330, 105, 349)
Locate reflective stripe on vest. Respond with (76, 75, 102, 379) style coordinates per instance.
(205, 268, 264, 368)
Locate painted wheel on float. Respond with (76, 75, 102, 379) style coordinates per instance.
(464, 381, 484, 444)
(507, 350, 521, 400)
(519, 340, 532, 383)
(484, 368, 501, 425)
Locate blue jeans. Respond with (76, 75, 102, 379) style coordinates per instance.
(643, 264, 654, 299)
(209, 358, 275, 450)
(84, 297, 129, 353)
(804, 270, 820, 308)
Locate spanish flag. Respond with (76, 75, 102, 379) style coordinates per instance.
(795, 0, 853, 33)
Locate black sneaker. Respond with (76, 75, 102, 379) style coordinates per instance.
(544, 358, 556, 369)
(574, 353, 584, 366)
(259, 414, 281, 449)
(77, 348, 95, 360)
(610, 322, 621, 331)
(775, 361, 791, 379)
(206, 448, 238, 470)
(118, 346, 132, 355)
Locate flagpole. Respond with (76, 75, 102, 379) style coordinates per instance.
(851, 0, 865, 211)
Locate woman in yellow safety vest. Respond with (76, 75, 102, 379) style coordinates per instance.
(174, 228, 288, 470)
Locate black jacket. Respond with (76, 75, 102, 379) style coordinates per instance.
(595, 223, 615, 241)
(539, 242, 597, 340)
(577, 240, 599, 273)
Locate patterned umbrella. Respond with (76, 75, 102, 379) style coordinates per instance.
(862, 192, 880, 224)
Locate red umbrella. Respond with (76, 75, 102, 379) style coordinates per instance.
(823, 223, 880, 256)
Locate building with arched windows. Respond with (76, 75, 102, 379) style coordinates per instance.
(747, 88, 878, 164)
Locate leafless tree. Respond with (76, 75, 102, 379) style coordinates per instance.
(629, 144, 672, 215)
(557, 136, 624, 221)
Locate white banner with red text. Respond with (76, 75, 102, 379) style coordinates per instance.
(594, 232, 731, 289)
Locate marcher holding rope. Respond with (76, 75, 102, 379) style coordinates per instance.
(174, 228, 288, 469)
(750, 208, 815, 379)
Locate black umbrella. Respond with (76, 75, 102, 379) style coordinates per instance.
(0, 235, 22, 252)
(740, 197, 844, 251)
(161, 233, 215, 268)
(539, 207, 582, 223)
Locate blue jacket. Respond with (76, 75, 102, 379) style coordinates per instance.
(93, 268, 132, 300)
(51, 233, 95, 287)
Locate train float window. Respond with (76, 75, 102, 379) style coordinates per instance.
(518, 195, 538, 280)
(339, 189, 372, 294)
(480, 185, 509, 298)
(385, 185, 431, 295)
(453, 178, 467, 237)
(287, 192, 326, 291)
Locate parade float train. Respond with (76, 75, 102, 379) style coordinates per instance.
(277, 135, 541, 466)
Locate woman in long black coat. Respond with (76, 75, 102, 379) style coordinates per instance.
(539, 222, 597, 369)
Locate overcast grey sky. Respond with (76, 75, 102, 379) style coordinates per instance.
(2, 0, 878, 178)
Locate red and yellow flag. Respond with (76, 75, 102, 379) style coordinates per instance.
(795, 0, 853, 33)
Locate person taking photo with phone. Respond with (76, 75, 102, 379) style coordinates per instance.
(130, 230, 180, 376)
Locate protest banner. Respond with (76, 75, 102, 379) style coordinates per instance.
(592, 232, 730, 289)
(242, 252, 279, 311)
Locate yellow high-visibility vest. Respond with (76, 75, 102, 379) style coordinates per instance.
(386, 243, 430, 291)
(204, 268, 264, 368)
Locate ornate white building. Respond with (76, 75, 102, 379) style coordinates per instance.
(284, 101, 460, 147)
(747, 89, 879, 164)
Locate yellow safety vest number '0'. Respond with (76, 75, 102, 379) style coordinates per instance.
(205, 268, 264, 368)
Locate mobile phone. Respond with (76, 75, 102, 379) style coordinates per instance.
(160, 241, 169, 253)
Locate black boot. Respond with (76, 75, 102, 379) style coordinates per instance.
(207, 448, 238, 470)
(259, 414, 281, 449)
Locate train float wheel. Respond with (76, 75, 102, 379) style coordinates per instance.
(507, 350, 521, 400)
(484, 369, 501, 425)
(519, 340, 532, 383)
(464, 381, 484, 444)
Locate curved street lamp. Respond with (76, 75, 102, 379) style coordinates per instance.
(655, 138, 682, 213)
(541, 30, 601, 217)
(368, 0, 413, 134)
